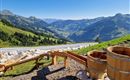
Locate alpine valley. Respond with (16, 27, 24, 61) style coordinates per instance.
(0, 10, 130, 43)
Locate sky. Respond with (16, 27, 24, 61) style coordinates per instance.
(0, 0, 130, 19)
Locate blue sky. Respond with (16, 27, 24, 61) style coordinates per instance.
(0, 0, 130, 19)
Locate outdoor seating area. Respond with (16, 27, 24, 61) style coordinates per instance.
(0, 46, 130, 80)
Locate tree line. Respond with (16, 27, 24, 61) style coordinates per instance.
(0, 31, 67, 46)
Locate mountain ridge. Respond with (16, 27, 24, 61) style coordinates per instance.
(0, 10, 130, 42)
(0, 10, 63, 38)
(69, 14, 130, 42)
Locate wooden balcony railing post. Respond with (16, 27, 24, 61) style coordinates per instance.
(47, 55, 50, 60)
(52, 55, 57, 65)
(64, 57, 68, 68)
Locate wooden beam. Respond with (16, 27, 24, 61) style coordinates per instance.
(50, 51, 67, 57)
(65, 52, 87, 66)
(64, 57, 68, 68)
(67, 51, 88, 61)
(0, 53, 49, 72)
(1, 51, 88, 73)
(52, 55, 57, 65)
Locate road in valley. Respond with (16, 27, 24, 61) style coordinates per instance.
(0, 42, 97, 52)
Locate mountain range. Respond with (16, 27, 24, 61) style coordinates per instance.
(43, 18, 62, 24)
(0, 10, 62, 38)
(0, 19, 68, 47)
(49, 13, 130, 42)
(0, 10, 130, 42)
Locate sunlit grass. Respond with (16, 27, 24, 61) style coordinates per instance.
(0, 22, 35, 36)
(75, 34, 130, 55)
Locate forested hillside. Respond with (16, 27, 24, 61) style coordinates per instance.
(0, 19, 69, 47)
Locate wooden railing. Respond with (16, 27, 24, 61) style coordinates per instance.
(0, 53, 49, 72)
(0, 51, 88, 73)
(48, 51, 88, 70)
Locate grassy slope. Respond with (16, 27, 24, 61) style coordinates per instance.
(75, 34, 130, 54)
(0, 22, 36, 47)
(0, 22, 35, 36)
(0, 22, 65, 47)
(0, 40, 10, 47)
